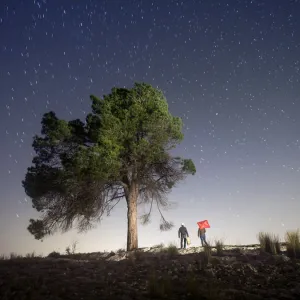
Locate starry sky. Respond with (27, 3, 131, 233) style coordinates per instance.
(1, 0, 300, 256)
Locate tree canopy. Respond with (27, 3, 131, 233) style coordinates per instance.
(23, 82, 196, 250)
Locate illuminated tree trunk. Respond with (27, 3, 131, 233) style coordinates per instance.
(126, 182, 138, 251)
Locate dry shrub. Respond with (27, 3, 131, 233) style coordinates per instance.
(215, 239, 225, 256)
(133, 249, 145, 261)
(9, 252, 23, 259)
(48, 251, 61, 258)
(285, 230, 300, 259)
(116, 248, 126, 254)
(65, 241, 78, 255)
(164, 243, 179, 257)
(258, 232, 280, 254)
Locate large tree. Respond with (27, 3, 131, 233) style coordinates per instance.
(23, 82, 196, 250)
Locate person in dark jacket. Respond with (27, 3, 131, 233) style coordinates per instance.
(178, 223, 189, 249)
(198, 227, 208, 246)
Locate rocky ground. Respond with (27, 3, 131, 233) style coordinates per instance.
(1, 245, 300, 300)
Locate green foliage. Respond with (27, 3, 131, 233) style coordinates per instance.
(28, 219, 51, 240)
(23, 82, 196, 243)
(182, 158, 196, 175)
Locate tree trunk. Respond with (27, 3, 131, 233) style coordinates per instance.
(126, 182, 138, 251)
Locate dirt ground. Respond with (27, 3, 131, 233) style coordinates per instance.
(1, 249, 300, 300)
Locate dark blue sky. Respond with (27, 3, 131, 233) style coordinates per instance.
(1, 0, 300, 255)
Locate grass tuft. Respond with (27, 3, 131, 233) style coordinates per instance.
(9, 252, 23, 259)
(203, 244, 212, 265)
(116, 248, 126, 254)
(25, 251, 38, 258)
(258, 232, 280, 255)
(147, 271, 172, 298)
(285, 230, 300, 259)
(133, 249, 144, 261)
(0, 254, 7, 260)
(215, 239, 225, 256)
(164, 243, 179, 257)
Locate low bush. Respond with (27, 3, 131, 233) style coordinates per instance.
(48, 251, 61, 258)
(215, 239, 225, 256)
(258, 232, 280, 254)
(164, 243, 179, 257)
(285, 230, 300, 259)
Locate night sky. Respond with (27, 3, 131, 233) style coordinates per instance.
(1, 0, 300, 256)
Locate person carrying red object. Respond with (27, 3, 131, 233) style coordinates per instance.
(197, 228, 208, 246)
(197, 220, 210, 246)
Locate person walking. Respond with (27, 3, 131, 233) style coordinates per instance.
(198, 227, 209, 246)
(178, 223, 189, 249)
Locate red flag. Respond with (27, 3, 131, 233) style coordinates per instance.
(197, 220, 210, 229)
